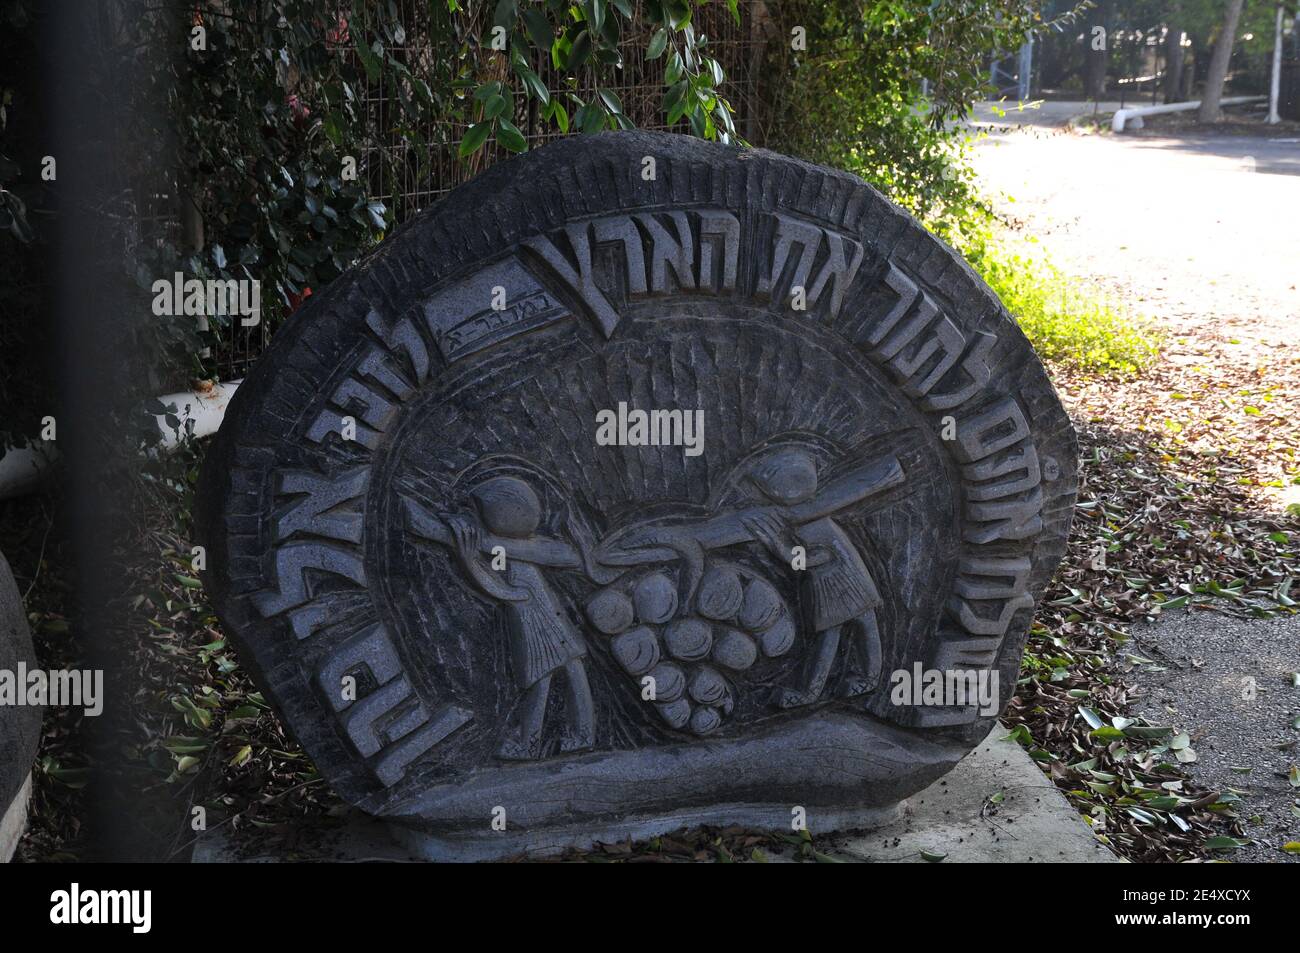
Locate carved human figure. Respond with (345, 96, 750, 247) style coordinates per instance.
(741, 448, 884, 707)
(595, 448, 899, 708)
(412, 476, 595, 760)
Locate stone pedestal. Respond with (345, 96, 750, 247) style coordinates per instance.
(191, 728, 1116, 863)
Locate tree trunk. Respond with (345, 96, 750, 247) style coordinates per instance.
(1164, 5, 1186, 103)
(1198, 0, 1247, 122)
(1182, 44, 1196, 99)
(1084, 0, 1112, 99)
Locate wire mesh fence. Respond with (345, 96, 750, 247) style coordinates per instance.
(145, 1, 776, 387)
(349, 1, 774, 223)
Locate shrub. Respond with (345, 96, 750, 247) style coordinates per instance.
(965, 234, 1161, 375)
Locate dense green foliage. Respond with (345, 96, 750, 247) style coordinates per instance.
(755, 1, 1160, 375)
(462, 0, 741, 150)
(766, 1, 1083, 241)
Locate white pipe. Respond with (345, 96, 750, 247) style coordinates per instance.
(0, 379, 242, 500)
(0, 442, 59, 501)
(1269, 4, 1284, 124)
(1112, 95, 1268, 132)
(153, 380, 241, 450)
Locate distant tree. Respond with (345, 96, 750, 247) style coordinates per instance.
(1085, 0, 1113, 97)
(1198, 0, 1247, 120)
(1164, 0, 1187, 101)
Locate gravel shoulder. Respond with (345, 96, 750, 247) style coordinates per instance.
(1129, 611, 1300, 862)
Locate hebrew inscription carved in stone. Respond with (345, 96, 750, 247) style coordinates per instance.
(199, 132, 1076, 847)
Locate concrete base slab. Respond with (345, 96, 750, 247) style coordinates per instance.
(386, 801, 905, 862)
(1, 774, 31, 863)
(193, 728, 1115, 863)
(821, 727, 1119, 863)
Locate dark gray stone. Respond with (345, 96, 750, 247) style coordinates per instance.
(1, 549, 41, 859)
(193, 728, 1117, 863)
(199, 131, 1076, 850)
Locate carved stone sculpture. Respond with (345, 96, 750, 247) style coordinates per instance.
(199, 132, 1077, 856)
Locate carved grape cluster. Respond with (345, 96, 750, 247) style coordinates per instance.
(585, 560, 796, 737)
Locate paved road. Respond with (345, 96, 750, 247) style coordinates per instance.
(968, 99, 1124, 129)
(971, 119, 1300, 344)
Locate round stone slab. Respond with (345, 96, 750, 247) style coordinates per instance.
(199, 131, 1076, 847)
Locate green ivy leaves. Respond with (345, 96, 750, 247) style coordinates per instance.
(522, 9, 554, 49)
(660, 31, 734, 141)
(497, 119, 528, 152)
(464, 81, 529, 155)
(647, 28, 669, 60)
(457, 0, 739, 161)
(460, 121, 493, 157)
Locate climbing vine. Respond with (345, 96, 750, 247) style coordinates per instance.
(458, 0, 741, 156)
(120, 0, 740, 396)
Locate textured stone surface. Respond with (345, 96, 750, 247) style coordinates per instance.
(825, 727, 1118, 864)
(191, 728, 1115, 862)
(0, 549, 41, 860)
(199, 131, 1077, 843)
(0, 775, 31, 864)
